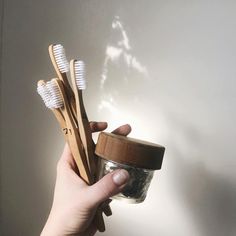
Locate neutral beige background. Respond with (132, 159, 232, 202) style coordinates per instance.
(1, 0, 236, 235)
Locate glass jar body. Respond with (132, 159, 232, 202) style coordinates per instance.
(97, 158, 155, 204)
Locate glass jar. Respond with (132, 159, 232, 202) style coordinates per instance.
(97, 158, 155, 203)
(95, 132, 165, 204)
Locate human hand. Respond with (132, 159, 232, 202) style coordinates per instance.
(41, 122, 131, 236)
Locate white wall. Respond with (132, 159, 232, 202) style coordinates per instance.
(1, 0, 236, 235)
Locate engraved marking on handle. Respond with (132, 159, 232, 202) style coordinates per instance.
(63, 128, 72, 135)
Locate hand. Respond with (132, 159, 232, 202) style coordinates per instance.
(41, 122, 131, 236)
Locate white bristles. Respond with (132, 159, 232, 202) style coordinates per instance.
(37, 80, 63, 109)
(53, 44, 69, 73)
(37, 83, 51, 108)
(74, 60, 86, 90)
(46, 80, 64, 109)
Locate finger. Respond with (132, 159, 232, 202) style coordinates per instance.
(112, 124, 132, 136)
(57, 144, 87, 187)
(90, 121, 108, 133)
(59, 143, 73, 164)
(87, 169, 129, 207)
(57, 143, 77, 171)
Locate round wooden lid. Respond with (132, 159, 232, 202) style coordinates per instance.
(95, 132, 165, 170)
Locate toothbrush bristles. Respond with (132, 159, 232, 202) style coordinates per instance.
(37, 83, 51, 108)
(37, 80, 63, 109)
(74, 60, 86, 90)
(46, 80, 64, 109)
(53, 44, 69, 73)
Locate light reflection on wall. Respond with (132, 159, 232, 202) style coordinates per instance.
(101, 16, 148, 88)
(98, 16, 163, 140)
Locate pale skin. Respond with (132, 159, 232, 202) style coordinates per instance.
(41, 122, 131, 236)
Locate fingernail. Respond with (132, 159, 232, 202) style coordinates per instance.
(112, 169, 129, 186)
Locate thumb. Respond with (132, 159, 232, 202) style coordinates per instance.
(87, 169, 129, 206)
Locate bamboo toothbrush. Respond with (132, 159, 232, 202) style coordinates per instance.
(48, 44, 77, 121)
(70, 60, 96, 180)
(37, 80, 66, 133)
(46, 78, 105, 231)
(70, 60, 112, 218)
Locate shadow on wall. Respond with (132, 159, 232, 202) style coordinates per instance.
(167, 116, 236, 236)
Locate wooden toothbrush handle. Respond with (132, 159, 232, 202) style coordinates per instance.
(94, 208, 105, 232)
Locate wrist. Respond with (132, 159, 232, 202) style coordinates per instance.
(41, 210, 65, 236)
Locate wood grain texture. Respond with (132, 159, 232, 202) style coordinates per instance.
(54, 78, 92, 184)
(95, 132, 165, 170)
(70, 60, 97, 181)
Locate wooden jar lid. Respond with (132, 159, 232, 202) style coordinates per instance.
(95, 132, 165, 170)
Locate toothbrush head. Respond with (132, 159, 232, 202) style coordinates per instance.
(46, 80, 64, 109)
(52, 44, 69, 73)
(37, 79, 63, 109)
(37, 80, 51, 108)
(74, 60, 86, 90)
